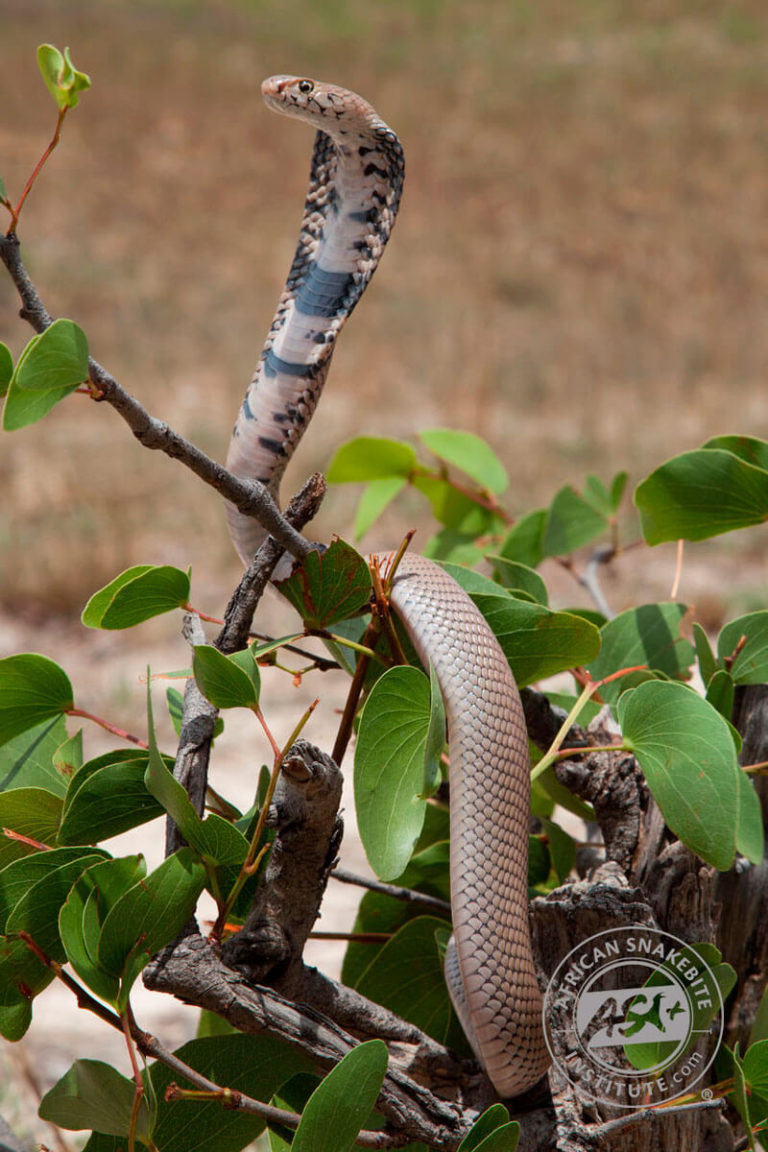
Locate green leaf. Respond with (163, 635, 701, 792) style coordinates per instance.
(635, 448, 768, 544)
(5, 852, 105, 961)
(744, 1040, 768, 1100)
(81, 564, 191, 629)
(423, 528, 485, 567)
(0, 932, 53, 1015)
(0, 343, 12, 398)
(327, 436, 417, 482)
(0, 999, 33, 1042)
(587, 603, 695, 706)
(488, 557, 548, 606)
(472, 1125, 521, 1152)
(355, 918, 454, 1044)
(144, 712, 247, 868)
(624, 941, 733, 1074)
(276, 540, 372, 630)
(540, 817, 576, 883)
(59, 751, 165, 844)
(292, 1040, 388, 1152)
(37, 45, 91, 110)
(53, 729, 83, 780)
(732, 1045, 754, 1143)
(97, 848, 206, 994)
(3, 319, 88, 430)
(341, 840, 451, 989)
(737, 769, 764, 865)
(498, 509, 546, 568)
(413, 475, 496, 535)
(718, 611, 768, 685)
(0, 788, 63, 869)
(419, 428, 508, 494)
(149, 1034, 313, 1152)
(193, 644, 258, 709)
(441, 567, 600, 686)
(39, 1059, 146, 1138)
(542, 482, 611, 556)
(705, 668, 735, 725)
(527, 836, 550, 888)
(353, 477, 407, 539)
(59, 855, 145, 1004)
(617, 681, 739, 870)
(0, 715, 69, 795)
(0, 654, 74, 746)
(457, 1104, 510, 1152)
(694, 622, 718, 684)
(355, 667, 438, 881)
(703, 435, 768, 471)
(0, 846, 106, 933)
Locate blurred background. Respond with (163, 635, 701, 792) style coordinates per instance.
(1, 0, 768, 1144)
(3, 0, 767, 621)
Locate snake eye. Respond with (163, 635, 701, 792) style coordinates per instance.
(297, 80, 314, 94)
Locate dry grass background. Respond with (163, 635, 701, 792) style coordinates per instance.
(2, 0, 768, 621)
(1, 0, 768, 1145)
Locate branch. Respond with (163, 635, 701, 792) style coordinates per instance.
(143, 929, 466, 1149)
(0, 232, 313, 561)
(163, 473, 326, 856)
(331, 867, 451, 917)
(221, 739, 343, 991)
(216, 472, 326, 656)
(588, 1097, 725, 1140)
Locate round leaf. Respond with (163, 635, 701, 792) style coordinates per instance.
(192, 645, 258, 709)
(542, 482, 610, 556)
(635, 448, 768, 544)
(617, 681, 739, 870)
(276, 540, 372, 629)
(419, 428, 508, 494)
(326, 436, 416, 482)
(81, 565, 191, 629)
(353, 476, 407, 539)
(0, 715, 70, 795)
(98, 848, 206, 986)
(588, 603, 695, 705)
(3, 319, 89, 431)
(0, 654, 74, 746)
(355, 666, 437, 881)
(718, 611, 768, 685)
(355, 917, 454, 1043)
(39, 1059, 146, 1138)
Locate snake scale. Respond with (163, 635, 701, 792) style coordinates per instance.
(226, 75, 549, 1097)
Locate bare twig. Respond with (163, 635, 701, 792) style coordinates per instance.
(0, 232, 313, 561)
(588, 1097, 725, 1140)
(332, 867, 451, 917)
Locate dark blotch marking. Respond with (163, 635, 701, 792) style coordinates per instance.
(264, 349, 312, 377)
(347, 208, 378, 224)
(363, 162, 388, 179)
(258, 435, 287, 456)
(294, 265, 355, 318)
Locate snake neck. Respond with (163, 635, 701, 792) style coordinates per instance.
(225, 118, 404, 565)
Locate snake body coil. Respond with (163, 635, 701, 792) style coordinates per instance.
(226, 75, 549, 1096)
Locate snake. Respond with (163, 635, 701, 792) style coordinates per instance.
(225, 74, 550, 1097)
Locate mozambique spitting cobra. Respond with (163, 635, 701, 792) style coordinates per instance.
(226, 75, 549, 1097)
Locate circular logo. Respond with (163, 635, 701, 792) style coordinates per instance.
(543, 926, 723, 1108)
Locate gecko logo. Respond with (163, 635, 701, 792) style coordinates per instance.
(543, 926, 723, 1109)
